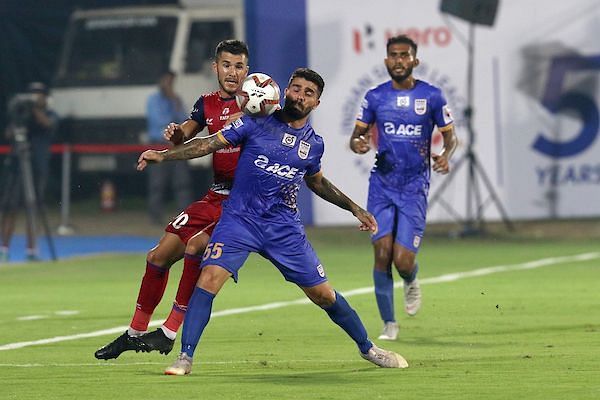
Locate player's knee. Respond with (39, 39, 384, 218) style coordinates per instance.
(373, 242, 393, 268)
(146, 249, 169, 268)
(186, 234, 209, 256)
(309, 288, 336, 308)
(394, 256, 414, 274)
(197, 266, 229, 294)
(184, 242, 202, 256)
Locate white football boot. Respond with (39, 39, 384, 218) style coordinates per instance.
(164, 352, 193, 376)
(360, 344, 408, 368)
(403, 278, 421, 316)
(377, 321, 399, 341)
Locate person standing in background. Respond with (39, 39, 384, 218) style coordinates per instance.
(146, 71, 192, 225)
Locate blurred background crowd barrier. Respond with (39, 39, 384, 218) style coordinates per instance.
(1, 0, 599, 236)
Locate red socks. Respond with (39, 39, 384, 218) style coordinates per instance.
(130, 262, 169, 332)
(163, 253, 203, 332)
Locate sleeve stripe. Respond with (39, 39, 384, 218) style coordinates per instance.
(355, 120, 369, 128)
(438, 124, 454, 132)
(216, 131, 230, 145)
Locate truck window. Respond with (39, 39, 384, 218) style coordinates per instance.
(56, 16, 177, 87)
(185, 21, 234, 74)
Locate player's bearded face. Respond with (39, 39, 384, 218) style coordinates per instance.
(385, 43, 417, 83)
(283, 95, 313, 119)
(283, 78, 320, 119)
(387, 63, 413, 83)
(214, 52, 249, 96)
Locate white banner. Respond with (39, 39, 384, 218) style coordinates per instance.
(307, 0, 600, 225)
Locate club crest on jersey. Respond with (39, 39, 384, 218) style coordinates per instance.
(397, 96, 410, 107)
(414, 99, 427, 115)
(316, 264, 325, 278)
(282, 132, 297, 147)
(220, 107, 231, 120)
(298, 140, 311, 159)
(413, 235, 421, 248)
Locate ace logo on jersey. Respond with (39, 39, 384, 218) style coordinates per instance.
(298, 140, 311, 159)
(414, 99, 427, 115)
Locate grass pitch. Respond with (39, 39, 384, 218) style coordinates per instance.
(1, 229, 599, 400)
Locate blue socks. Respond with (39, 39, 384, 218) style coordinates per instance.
(373, 270, 395, 323)
(181, 287, 215, 357)
(323, 291, 372, 354)
(374, 263, 419, 322)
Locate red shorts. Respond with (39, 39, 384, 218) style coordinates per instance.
(165, 190, 228, 244)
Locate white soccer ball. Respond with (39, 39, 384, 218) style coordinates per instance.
(236, 73, 281, 117)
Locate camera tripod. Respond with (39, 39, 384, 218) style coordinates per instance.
(1, 126, 57, 260)
(428, 23, 513, 235)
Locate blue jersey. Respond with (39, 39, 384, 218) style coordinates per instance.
(217, 112, 324, 221)
(357, 80, 453, 188)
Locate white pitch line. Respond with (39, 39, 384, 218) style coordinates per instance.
(1, 251, 598, 352)
(54, 310, 80, 316)
(0, 359, 356, 368)
(16, 315, 49, 321)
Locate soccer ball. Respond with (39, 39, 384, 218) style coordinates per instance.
(236, 73, 281, 117)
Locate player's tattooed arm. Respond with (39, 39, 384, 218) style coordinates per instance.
(163, 134, 225, 161)
(349, 124, 371, 154)
(137, 133, 226, 171)
(305, 171, 377, 232)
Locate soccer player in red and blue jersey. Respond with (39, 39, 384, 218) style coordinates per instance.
(137, 68, 409, 374)
(94, 40, 249, 359)
(350, 35, 458, 341)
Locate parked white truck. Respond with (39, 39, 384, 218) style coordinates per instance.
(52, 0, 243, 172)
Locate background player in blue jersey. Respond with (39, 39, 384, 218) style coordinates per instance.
(349, 35, 458, 341)
(138, 68, 409, 374)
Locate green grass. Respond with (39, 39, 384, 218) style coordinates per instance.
(1, 231, 599, 400)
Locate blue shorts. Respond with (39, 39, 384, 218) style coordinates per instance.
(367, 174, 428, 253)
(200, 211, 327, 287)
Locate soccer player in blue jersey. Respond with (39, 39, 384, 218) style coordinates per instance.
(350, 35, 458, 341)
(138, 68, 409, 374)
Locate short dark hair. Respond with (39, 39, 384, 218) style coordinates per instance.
(386, 35, 418, 55)
(215, 39, 249, 60)
(288, 68, 325, 97)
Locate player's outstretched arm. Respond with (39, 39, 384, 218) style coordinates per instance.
(137, 133, 227, 171)
(304, 171, 377, 232)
